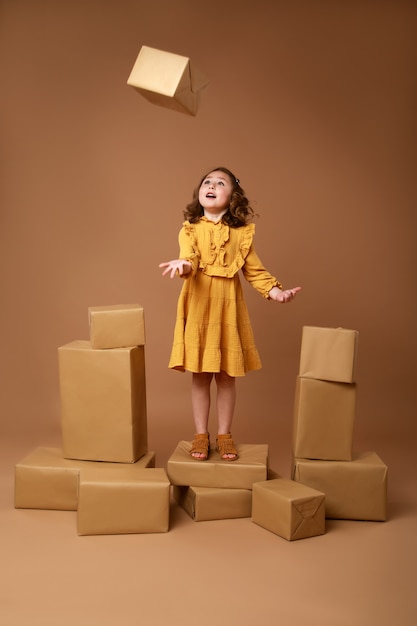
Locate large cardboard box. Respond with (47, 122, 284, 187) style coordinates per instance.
(252, 478, 325, 541)
(58, 341, 148, 463)
(167, 441, 268, 489)
(127, 45, 208, 116)
(292, 376, 357, 461)
(293, 452, 388, 521)
(14, 447, 156, 510)
(77, 467, 170, 535)
(89, 304, 145, 349)
(173, 485, 252, 521)
(299, 326, 358, 383)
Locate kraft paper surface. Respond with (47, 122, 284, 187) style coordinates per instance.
(167, 441, 268, 489)
(292, 376, 356, 460)
(127, 45, 209, 115)
(299, 326, 358, 383)
(89, 304, 145, 349)
(58, 341, 148, 463)
(14, 447, 156, 510)
(77, 467, 170, 535)
(293, 451, 388, 520)
(173, 485, 252, 521)
(252, 478, 325, 541)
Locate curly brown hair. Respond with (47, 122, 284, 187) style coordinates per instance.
(183, 166, 255, 228)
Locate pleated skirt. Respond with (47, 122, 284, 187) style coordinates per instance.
(168, 271, 262, 377)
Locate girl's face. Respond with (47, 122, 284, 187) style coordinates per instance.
(198, 170, 233, 215)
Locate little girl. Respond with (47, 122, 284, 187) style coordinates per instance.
(159, 167, 300, 462)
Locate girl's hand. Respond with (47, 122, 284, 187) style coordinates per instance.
(159, 259, 192, 279)
(269, 286, 302, 303)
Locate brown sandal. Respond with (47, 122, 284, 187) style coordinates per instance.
(190, 432, 210, 461)
(216, 433, 238, 461)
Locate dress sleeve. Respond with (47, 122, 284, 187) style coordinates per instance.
(178, 222, 200, 278)
(241, 244, 283, 298)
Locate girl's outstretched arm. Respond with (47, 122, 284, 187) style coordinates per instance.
(269, 286, 302, 303)
(159, 259, 192, 279)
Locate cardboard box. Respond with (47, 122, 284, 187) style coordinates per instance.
(292, 376, 357, 461)
(252, 478, 325, 541)
(89, 304, 145, 349)
(127, 45, 208, 116)
(167, 441, 268, 489)
(267, 468, 281, 480)
(77, 467, 170, 535)
(173, 485, 252, 521)
(14, 447, 156, 510)
(58, 341, 148, 463)
(293, 452, 388, 521)
(299, 326, 359, 383)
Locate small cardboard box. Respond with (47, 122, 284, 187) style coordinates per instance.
(293, 452, 388, 521)
(77, 467, 170, 535)
(167, 441, 268, 489)
(58, 341, 148, 463)
(127, 45, 208, 116)
(14, 447, 156, 510)
(173, 485, 252, 521)
(292, 376, 357, 461)
(89, 304, 145, 349)
(252, 478, 325, 541)
(299, 326, 359, 383)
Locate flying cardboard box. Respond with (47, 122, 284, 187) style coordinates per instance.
(89, 304, 145, 349)
(127, 45, 208, 115)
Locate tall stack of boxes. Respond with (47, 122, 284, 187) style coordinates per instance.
(251, 325, 388, 542)
(292, 326, 388, 522)
(15, 304, 171, 535)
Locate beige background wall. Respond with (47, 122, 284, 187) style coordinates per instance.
(1, 0, 416, 469)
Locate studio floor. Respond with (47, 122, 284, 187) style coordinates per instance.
(1, 432, 416, 626)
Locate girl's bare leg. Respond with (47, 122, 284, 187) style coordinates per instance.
(191, 372, 213, 458)
(215, 371, 237, 459)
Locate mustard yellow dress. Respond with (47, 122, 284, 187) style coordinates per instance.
(168, 218, 282, 377)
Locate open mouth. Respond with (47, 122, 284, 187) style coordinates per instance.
(206, 193, 216, 198)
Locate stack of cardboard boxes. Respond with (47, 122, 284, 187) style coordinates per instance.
(14, 304, 171, 535)
(168, 441, 268, 522)
(291, 326, 387, 522)
(15, 320, 387, 540)
(251, 325, 388, 542)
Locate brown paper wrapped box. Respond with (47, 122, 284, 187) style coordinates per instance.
(252, 478, 325, 541)
(77, 467, 170, 535)
(58, 341, 148, 463)
(299, 326, 358, 383)
(167, 441, 268, 489)
(173, 485, 252, 521)
(293, 452, 388, 521)
(127, 45, 209, 116)
(292, 376, 357, 461)
(14, 447, 156, 510)
(89, 304, 145, 349)
(267, 468, 281, 480)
